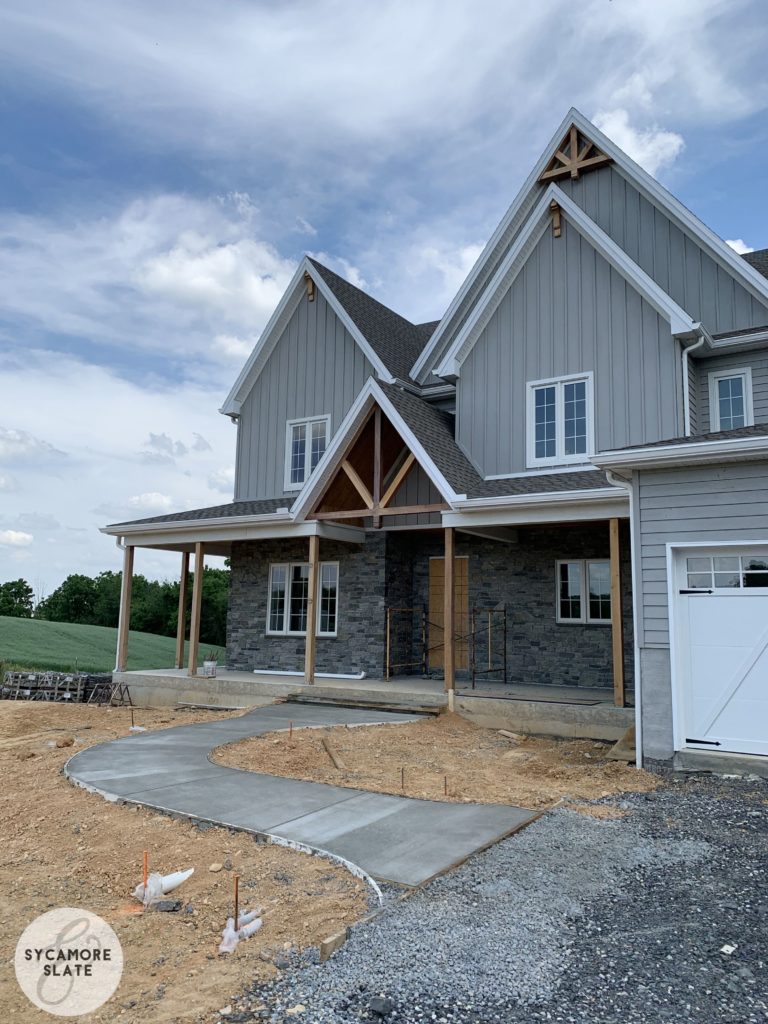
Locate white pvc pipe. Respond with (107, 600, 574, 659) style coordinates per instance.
(252, 669, 366, 680)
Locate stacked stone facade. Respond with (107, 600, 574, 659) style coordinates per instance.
(226, 522, 634, 692)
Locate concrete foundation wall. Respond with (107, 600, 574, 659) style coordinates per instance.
(639, 647, 675, 760)
(456, 693, 633, 741)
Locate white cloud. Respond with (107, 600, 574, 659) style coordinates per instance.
(295, 217, 317, 236)
(593, 108, 685, 176)
(0, 474, 17, 492)
(309, 252, 368, 290)
(213, 333, 254, 361)
(192, 434, 212, 453)
(0, 530, 33, 547)
(207, 467, 235, 494)
(726, 239, 755, 255)
(127, 492, 174, 512)
(0, 427, 65, 462)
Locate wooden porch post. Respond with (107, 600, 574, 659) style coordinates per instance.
(175, 550, 190, 669)
(115, 544, 135, 672)
(304, 534, 320, 684)
(443, 527, 456, 696)
(609, 518, 626, 707)
(188, 542, 205, 677)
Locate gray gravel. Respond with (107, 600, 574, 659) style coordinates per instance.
(222, 774, 767, 1023)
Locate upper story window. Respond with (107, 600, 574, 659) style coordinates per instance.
(526, 373, 593, 467)
(285, 415, 330, 490)
(708, 368, 753, 432)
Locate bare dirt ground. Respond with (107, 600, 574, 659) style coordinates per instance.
(0, 702, 368, 1023)
(213, 712, 661, 810)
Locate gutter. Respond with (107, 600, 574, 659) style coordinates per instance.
(604, 469, 644, 770)
(449, 486, 625, 512)
(681, 325, 708, 436)
(595, 433, 768, 471)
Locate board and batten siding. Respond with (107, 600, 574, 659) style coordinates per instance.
(387, 463, 443, 527)
(637, 461, 768, 648)
(695, 352, 768, 433)
(559, 165, 768, 336)
(457, 217, 683, 477)
(235, 290, 374, 500)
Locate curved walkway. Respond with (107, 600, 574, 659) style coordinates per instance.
(65, 703, 536, 887)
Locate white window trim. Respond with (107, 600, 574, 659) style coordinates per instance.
(526, 372, 594, 468)
(555, 558, 611, 625)
(707, 367, 753, 431)
(284, 414, 331, 492)
(266, 561, 339, 637)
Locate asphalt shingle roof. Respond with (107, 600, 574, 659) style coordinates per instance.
(743, 248, 768, 280)
(378, 382, 610, 499)
(608, 422, 768, 452)
(309, 259, 435, 382)
(107, 498, 288, 529)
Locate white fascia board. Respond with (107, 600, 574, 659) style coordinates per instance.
(220, 260, 309, 416)
(411, 108, 582, 383)
(99, 517, 366, 549)
(436, 184, 696, 379)
(444, 492, 628, 528)
(290, 378, 463, 520)
(569, 108, 768, 311)
(219, 259, 395, 417)
(594, 435, 768, 470)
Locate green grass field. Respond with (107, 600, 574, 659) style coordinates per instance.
(0, 616, 213, 673)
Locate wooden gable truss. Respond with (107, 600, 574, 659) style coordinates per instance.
(308, 405, 448, 526)
(538, 123, 612, 183)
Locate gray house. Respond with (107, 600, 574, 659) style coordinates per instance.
(104, 109, 768, 770)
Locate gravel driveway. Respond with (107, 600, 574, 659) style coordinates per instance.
(226, 773, 767, 1024)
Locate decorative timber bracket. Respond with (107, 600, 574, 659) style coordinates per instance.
(539, 124, 612, 183)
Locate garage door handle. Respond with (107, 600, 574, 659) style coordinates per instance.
(686, 738, 721, 746)
(679, 588, 713, 595)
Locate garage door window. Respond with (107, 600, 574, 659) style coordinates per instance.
(686, 553, 768, 590)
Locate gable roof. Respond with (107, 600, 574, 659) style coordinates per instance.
(307, 259, 435, 383)
(435, 183, 698, 379)
(413, 108, 768, 384)
(104, 498, 290, 531)
(220, 257, 398, 416)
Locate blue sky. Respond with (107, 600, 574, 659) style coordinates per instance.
(1, 0, 767, 596)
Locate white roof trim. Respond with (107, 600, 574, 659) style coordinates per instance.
(101, 510, 293, 536)
(290, 378, 463, 520)
(449, 486, 623, 511)
(436, 184, 698, 379)
(414, 107, 768, 383)
(220, 258, 394, 416)
(594, 434, 768, 470)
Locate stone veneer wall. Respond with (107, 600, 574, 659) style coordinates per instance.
(227, 521, 634, 690)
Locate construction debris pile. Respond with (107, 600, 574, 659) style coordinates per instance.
(1, 671, 120, 704)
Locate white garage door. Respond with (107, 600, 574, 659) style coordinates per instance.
(678, 550, 768, 757)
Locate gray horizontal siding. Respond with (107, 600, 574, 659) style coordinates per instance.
(457, 217, 683, 476)
(637, 461, 768, 647)
(560, 165, 768, 336)
(236, 290, 374, 500)
(696, 352, 768, 433)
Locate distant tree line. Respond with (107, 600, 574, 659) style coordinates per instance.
(0, 569, 229, 647)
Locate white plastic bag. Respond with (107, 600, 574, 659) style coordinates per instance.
(219, 917, 240, 954)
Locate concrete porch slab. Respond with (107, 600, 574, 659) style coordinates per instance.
(65, 703, 537, 887)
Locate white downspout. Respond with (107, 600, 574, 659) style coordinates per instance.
(681, 327, 706, 436)
(605, 469, 644, 769)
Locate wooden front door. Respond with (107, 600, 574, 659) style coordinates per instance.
(428, 556, 469, 671)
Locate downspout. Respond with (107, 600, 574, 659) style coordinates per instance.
(681, 326, 706, 436)
(604, 469, 644, 769)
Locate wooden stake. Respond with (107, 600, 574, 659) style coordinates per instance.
(143, 850, 148, 891)
(444, 775, 448, 796)
(400, 766, 404, 791)
(321, 737, 347, 770)
(289, 720, 293, 740)
(233, 875, 239, 929)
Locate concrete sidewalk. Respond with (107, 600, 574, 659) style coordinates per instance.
(65, 703, 536, 887)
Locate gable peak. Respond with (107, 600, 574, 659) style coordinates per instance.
(538, 122, 612, 183)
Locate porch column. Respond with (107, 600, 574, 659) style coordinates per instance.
(175, 550, 190, 669)
(443, 526, 456, 696)
(188, 542, 205, 676)
(304, 534, 320, 684)
(115, 544, 135, 672)
(609, 518, 626, 707)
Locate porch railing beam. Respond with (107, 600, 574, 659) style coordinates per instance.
(175, 550, 190, 669)
(609, 518, 626, 707)
(188, 541, 205, 677)
(115, 544, 135, 672)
